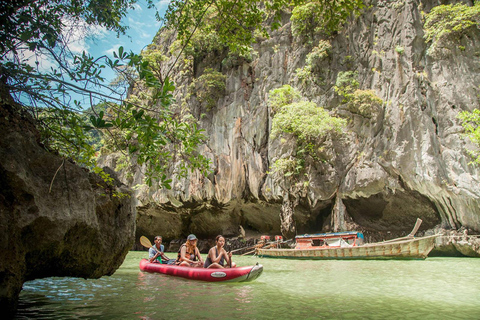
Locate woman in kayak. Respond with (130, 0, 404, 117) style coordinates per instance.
(204, 235, 236, 268)
(176, 234, 204, 267)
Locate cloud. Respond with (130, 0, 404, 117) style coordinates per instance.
(104, 44, 122, 57)
(61, 19, 109, 54)
(132, 3, 143, 11)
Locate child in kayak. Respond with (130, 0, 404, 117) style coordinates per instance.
(149, 236, 174, 264)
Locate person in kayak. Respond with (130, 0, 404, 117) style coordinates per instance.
(204, 235, 236, 268)
(176, 234, 204, 267)
(149, 236, 173, 264)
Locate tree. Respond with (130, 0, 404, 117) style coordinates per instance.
(268, 86, 346, 238)
(0, 0, 211, 189)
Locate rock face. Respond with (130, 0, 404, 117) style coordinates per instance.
(117, 0, 479, 247)
(0, 100, 136, 317)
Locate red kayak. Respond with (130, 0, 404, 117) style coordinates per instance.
(139, 259, 263, 282)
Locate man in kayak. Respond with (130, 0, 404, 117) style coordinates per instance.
(204, 235, 236, 268)
(176, 234, 204, 267)
(149, 236, 174, 264)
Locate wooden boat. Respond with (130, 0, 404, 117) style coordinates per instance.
(139, 259, 263, 282)
(256, 218, 438, 260)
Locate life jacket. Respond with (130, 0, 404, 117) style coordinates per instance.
(176, 244, 197, 263)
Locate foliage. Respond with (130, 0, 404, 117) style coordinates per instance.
(347, 89, 383, 118)
(295, 40, 331, 84)
(164, 0, 266, 56)
(1, 0, 211, 189)
(221, 49, 255, 69)
(141, 46, 168, 80)
(424, 2, 480, 58)
(334, 71, 359, 100)
(291, 2, 321, 42)
(174, 28, 225, 60)
(458, 108, 480, 165)
(271, 157, 303, 177)
(189, 68, 226, 111)
(334, 72, 383, 118)
(163, 0, 364, 55)
(268, 84, 301, 114)
(290, 0, 365, 42)
(271, 101, 346, 142)
(269, 97, 346, 177)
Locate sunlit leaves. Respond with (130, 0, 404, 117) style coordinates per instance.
(424, 2, 480, 57)
(458, 108, 480, 165)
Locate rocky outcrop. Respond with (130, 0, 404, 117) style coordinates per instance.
(0, 99, 136, 317)
(111, 0, 479, 246)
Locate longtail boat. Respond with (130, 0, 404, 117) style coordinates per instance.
(139, 259, 263, 282)
(256, 218, 438, 260)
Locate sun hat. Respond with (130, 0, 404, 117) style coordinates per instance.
(187, 234, 197, 241)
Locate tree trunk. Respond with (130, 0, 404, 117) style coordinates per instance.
(280, 194, 297, 239)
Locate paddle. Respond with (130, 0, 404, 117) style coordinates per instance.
(140, 236, 153, 249)
(140, 236, 170, 263)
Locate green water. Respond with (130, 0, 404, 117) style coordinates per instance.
(15, 251, 480, 319)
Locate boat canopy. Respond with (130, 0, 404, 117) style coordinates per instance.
(295, 231, 364, 240)
(294, 231, 364, 249)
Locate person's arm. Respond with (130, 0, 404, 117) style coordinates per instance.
(196, 247, 203, 263)
(180, 246, 189, 262)
(160, 252, 170, 260)
(149, 247, 161, 263)
(159, 245, 169, 260)
(221, 248, 231, 266)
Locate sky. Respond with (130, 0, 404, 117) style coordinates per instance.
(81, 0, 169, 83)
(14, 1, 170, 110)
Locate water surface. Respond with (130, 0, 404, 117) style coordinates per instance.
(16, 251, 480, 319)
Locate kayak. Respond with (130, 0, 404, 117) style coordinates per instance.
(139, 259, 263, 282)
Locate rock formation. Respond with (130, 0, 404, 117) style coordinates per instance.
(0, 98, 136, 317)
(106, 1, 479, 254)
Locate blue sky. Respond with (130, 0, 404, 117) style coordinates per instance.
(83, 0, 169, 82)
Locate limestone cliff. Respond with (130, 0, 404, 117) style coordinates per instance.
(0, 98, 136, 316)
(116, 0, 479, 247)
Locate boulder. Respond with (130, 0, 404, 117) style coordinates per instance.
(0, 100, 136, 317)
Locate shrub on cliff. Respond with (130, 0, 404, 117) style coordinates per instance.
(424, 2, 480, 58)
(268, 85, 302, 114)
(334, 71, 383, 118)
(271, 101, 346, 142)
(458, 108, 480, 165)
(189, 68, 226, 111)
(291, 0, 364, 42)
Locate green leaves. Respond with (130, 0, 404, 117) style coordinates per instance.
(291, 0, 365, 42)
(90, 111, 113, 128)
(424, 2, 480, 58)
(269, 86, 347, 178)
(458, 108, 480, 165)
(268, 85, 302, 114)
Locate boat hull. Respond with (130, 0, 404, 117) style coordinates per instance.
(256, 235, 437, 260)
(139, 259, 263, 282)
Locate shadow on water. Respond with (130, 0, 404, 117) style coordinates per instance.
(15, 252, 480, 319)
